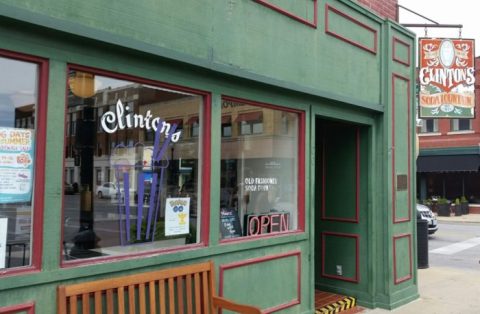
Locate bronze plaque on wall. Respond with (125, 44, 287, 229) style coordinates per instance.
(397, 174, 408, 191)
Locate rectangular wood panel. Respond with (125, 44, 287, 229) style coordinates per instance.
(392, 74, 412, 223)
(393, 234, 412, 284)
(325, 4, 378, 54)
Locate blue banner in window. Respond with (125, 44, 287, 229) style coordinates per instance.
(0, 127, 35, 203)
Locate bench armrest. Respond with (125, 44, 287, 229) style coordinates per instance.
(212, 296, 262, 314)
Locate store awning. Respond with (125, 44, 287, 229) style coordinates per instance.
(187, 116, 198, 125)
(166, 119, 183, 126)
(417, 155, 480, 172)
(235, 111, 262, 122)
(221, 115, 231, 124)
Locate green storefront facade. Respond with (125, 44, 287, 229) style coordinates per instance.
(0, 0, 418, 313)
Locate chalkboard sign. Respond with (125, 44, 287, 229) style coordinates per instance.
(220, 207, 242, 239)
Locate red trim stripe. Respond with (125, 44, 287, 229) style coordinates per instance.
(254, 0, 318, 28)
(219, 251, 301, 313)
(0, 302, 35, 314)
(325, 4, 378, 55)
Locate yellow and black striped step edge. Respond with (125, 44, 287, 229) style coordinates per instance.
(315, 296, 356, 314)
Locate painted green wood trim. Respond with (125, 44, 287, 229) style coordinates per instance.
(0, 4, 384, 113)
(209, 93, 222, 246)
(388, 20, 417, 38)
(311, 103, 376, 125)
(42, 60, 67, 272)
(336, 0, 385, 24)
(419, 146, 480, 156)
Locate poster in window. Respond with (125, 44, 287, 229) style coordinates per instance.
(165, 197, 190, 236)
(419, 38, 475, 118)
(0, 127, 34, 203)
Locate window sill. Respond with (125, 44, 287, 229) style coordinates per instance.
(418, 132, 441, 137)
(446, 130, 475, 135)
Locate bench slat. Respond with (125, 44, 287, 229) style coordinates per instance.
(186, 274, 193, 314)
(128, 285, 136, 314)
(168, 277, 175, 314)
(94, 291, 102, 313)
(159, 279, 166, 314)
(194, 272, 201, 313)
(149, 281, 156, 314)
(118, 286, 125, 314)
(58, 286, 67, 314)
(82, 293, 90, 314)
(139, 283, 146, 314)
(202, 271, 209, 313)
(70, 295, 77, 314)
(106, 289, 114, 314)
(177, 276, 184, 314)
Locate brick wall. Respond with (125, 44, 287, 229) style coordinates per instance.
(356, 0, 398, 20)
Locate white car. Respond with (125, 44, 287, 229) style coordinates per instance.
(96, 182, 119, 198)
(416, 203, 439, 235)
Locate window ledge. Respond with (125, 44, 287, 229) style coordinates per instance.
(446, 130, 475, 135)
(418, 132, 441, 137)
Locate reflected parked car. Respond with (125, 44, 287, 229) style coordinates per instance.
(416, 203, 439, 234)
(64, 182, 74, 195)
(95, 182, 118, 198)
(96, 182, 137, 202)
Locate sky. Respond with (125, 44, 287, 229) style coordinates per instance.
(398, 0, 479, 57)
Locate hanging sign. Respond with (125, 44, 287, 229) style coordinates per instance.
(165, 197, 190, 236)
(419, 38, 475, 118)
(0, 127, 34, 203)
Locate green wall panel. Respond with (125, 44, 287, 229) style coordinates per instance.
(221, 252, 300, 311)
(322, 233, 358, 281)
(326, 5, 377, 52)
(393, 235, 412, 285)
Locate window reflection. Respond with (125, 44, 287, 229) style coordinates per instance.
(219, 99, 299, 239)
(63, 70, 203, 261)
(0, 56, 39, 269)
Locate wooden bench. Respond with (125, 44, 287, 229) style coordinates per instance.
(57, 261, 262, 314)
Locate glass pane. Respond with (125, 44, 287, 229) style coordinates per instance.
(459, 119, 471, 131)
(220, 99, 299, 239)
(0, 56, 39, 269)
(63, 70, 203, 261)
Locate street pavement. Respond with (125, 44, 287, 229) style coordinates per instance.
(363, 214, 480, 314)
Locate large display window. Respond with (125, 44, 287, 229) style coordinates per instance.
(0, 50, 47, 272)
(62, 66, 208, 262)
(219, 97, 303, 240)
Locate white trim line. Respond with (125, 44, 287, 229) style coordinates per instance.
(418, 132, 441, 137)
(446, 130, 475, 135)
